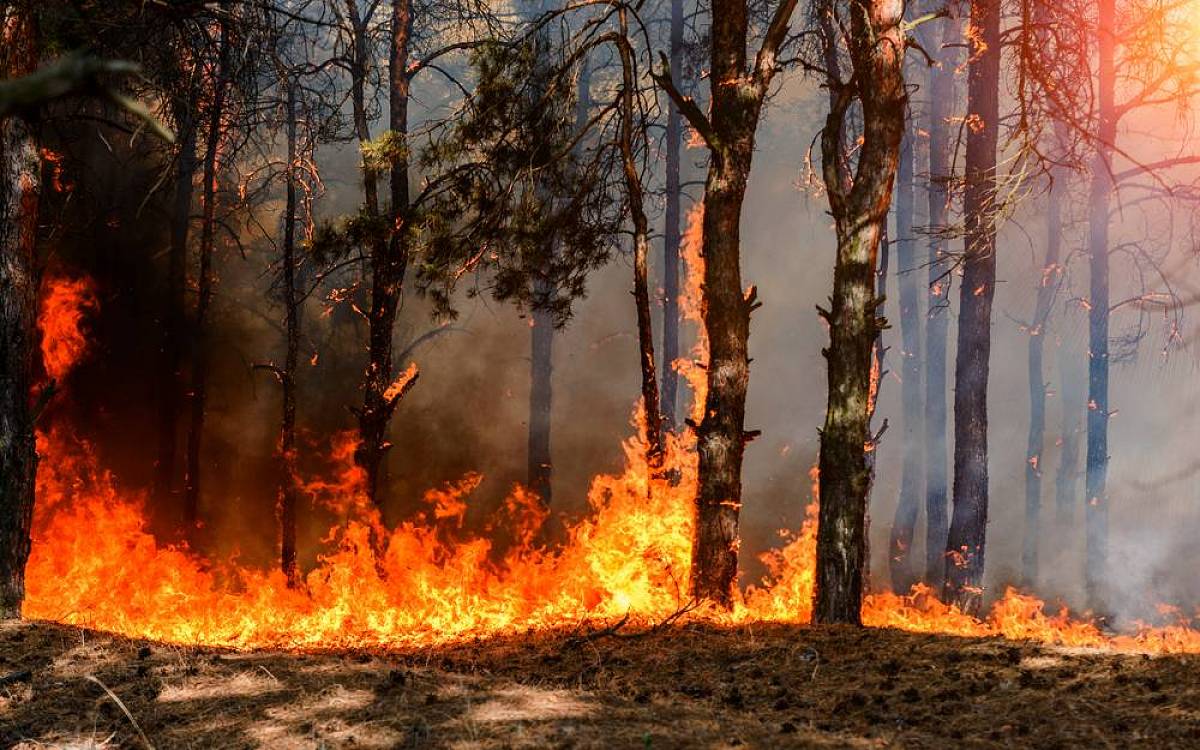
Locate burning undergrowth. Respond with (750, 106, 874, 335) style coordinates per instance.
(21, 263, 1200, 656)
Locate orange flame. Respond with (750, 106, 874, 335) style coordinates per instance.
(22, 270, 1200, 655)
(39, 276, 98, 382)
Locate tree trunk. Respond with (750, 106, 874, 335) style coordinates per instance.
(659, 0, 683, 431)
(183, 26, 230, 533)
(943, 0, 1000, 614)
(814, 0, 906, 625)
(887, 120, 923, 593)
(923, 9, 962, 589)
(528, 305, 554, 503)
(347, 2, 379, 218)
(347, 0, 382, 502)
(155, 100, 196, 510)
(615, 21, 663, 471)
(690, 158, 752, 608)
(868, 222, 889, 500)
(0, 7, 40, 619)
(1021, 168, 1064, 587)
(521, 20, 569, 508)
(1085, 0, 1116, 612)
(668, 0, 795, 608)
(279, 77, 300, 586)
(688, 4, 756, 607)
(356, 0, 415, 507)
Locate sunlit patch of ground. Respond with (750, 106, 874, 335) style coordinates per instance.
(3, 619, 1200, 747)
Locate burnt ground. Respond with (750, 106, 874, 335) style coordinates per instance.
(2, 619, 1199, 749)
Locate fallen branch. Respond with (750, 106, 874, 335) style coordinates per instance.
(564, 612, 631, 648)
(563, 599, 703, 649)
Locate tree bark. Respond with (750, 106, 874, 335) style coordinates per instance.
(814, 0, 906, 625)
(615, 21, 663, 472)
(183, 24, 230, 533)
(679, 0, 796, 608)
(279, 77, 300, 586)
(1085, 0, 1116, 612)
(887, 119, 923, 593)
(521, 21, 577, 508)
(154, 99, 196, 510)
(923, 9, 962, 589)
(943, 0, 1000, 614)
(528, 304, 554, 504)
(355, 0, 416, 507)
(659, 0, 683, 431)
(0, 6, 39, 619)
(346, 0, 379, 218)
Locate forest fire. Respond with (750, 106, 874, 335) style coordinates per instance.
(10, 0, 1200, 744)
(21, 264, 1200, 656)
(25, 406, 1200, 654)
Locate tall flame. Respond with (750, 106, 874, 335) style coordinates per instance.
(38, 276, 98, 382)
(23, 255, 1200, 655)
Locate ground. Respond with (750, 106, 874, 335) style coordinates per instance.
(2, 619, 1199, 748)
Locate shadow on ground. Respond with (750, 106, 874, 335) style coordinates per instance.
(2, 618, 1199, 748)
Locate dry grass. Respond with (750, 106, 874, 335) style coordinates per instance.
(3, 618, 1200, 748)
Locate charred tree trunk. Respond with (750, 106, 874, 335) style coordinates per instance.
(347, 0, 383, 503)
(616, 25, 663, 471)
(1021, 168, 1064, 587)
(528, 305, 554, 503)
(0, 8, 40, 619)
(1085, 0, 1116, 612)
(183, 26, 231, 532)
(657, 0, 796, 608)
(347, 2, 379, 218)
(923, 9, 962, 589)
(888, 119, 922, 593)
(155, 100, 196, 510)
(868, 223, 890, 494)
(659, 0, 684, 431)
(355, 0, 416, 507)
(522, 22, 576, 508)
(690, 158, 752, 608)
(814, 0, 906, 625)
(943, 0, 1000, 614)
(279, 78, 301, 586)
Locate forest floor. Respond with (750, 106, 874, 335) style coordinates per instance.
(2, 618, 1199, 749)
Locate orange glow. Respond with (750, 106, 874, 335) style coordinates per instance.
(675, 202, 707, 424)
(38, 276, 98, 382)
(22, 265, 1200, 655)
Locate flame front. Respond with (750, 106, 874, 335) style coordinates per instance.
(21, 222, 1200, 655)
(25, 423, 701, 649)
